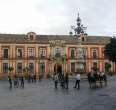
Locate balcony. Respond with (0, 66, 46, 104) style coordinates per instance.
(1, 55, 10, 60)
(39, 55, 46, 60)
(16, 56, 23, 60)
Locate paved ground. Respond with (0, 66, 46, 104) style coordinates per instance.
(0, 76, 116, 110)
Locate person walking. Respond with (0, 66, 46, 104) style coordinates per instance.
(31, 74, 34, 83)
(20, 75, 24, 88)
(33, 74, 36, 83)
(13, 74, 19, 88)
(28, 74, 31, 83)
(60, 73, 65, 89)
(73, 73, 81, 89)
(54, 73, 58, 89)
(8, 75, 12, 89)
(64, 73, 69, 89)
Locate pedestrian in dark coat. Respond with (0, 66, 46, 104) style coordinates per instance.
(64, 73, 69, 89)
(61, 73, 65, 89)
(33, 74, 36, 83)
(28, 74, 31, 83)
(31, 74, 34, 83)
(13, 74, 19, 88)
(20, 75, 24, 88)
(8, 75, 12, 89)
(54, 74, 58, 89)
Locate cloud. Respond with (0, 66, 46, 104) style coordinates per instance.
(0, 0, 115, 36)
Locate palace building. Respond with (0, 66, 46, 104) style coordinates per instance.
(0, 15, 115, 77)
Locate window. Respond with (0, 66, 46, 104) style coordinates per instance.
(17, 48, 23, 59)
(39, 48, 46, 58)
(40, 62, 45, 73)
(28, 48, 34, 59)
(3, 63, 8, 73)
(82, 37, 85, 42)
(29, 63, 34, 73)
(17, 63, 22, 73)
(3, 49, 8, 59)
(55, 48, 61, 58)
(71, 49, 75, 59)
(30, 35, 34, 40)
(92, 49, 97, 59)
(71, 62, 75, 72)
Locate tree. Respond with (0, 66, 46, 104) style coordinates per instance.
(105, 62, 111, 73)
(23, 66, 30, 78)
(8, 66, 14, 75)
(104, 37, 116, 72)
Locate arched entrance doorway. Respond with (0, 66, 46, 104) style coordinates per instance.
(54, 63, 62, 73)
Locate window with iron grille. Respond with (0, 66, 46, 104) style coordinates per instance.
(70, 49, 75, 59)
(3, 63, 8, 73)
(39, 48, 46, 58)
(28, 48, 34, 59)
(3, 49, 8, 59)
(17, 63, 22, 73)
(55, 48, 61, 58)
(92, 49, 97, 59)
(17, 48, 23, 59)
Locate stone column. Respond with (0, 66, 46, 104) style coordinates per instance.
(35, 45, 38, 74)
(87, 47, 91, 59)
(24, 45, 28, 68)
(99, 61, 103, 72)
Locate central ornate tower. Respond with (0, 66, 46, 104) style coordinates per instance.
(70, 13, 87, 72)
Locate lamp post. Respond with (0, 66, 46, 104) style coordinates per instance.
(70, 13, 87, 73)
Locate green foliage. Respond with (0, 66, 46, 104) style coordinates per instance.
(8, 66, 14, 73)
(105, 38, 116, 62)
(105, 63, 111, 72)
(23, 66, 29, 73)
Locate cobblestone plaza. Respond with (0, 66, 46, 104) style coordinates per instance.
(0, 76, 116, 110)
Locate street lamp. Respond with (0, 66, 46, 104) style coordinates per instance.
(70, 13, 87, 73)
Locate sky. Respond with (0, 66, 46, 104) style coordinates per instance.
(0, 0, 116, 36)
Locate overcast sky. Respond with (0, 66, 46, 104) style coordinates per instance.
(0, 0, 115, 36)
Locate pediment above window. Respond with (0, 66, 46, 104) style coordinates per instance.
(27, 32, 36, 41)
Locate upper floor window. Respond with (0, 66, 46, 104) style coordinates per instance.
(70, 49, 75, 59)
(55, 48, 61, 58)
(39, 48, 46, 58)
(92, 48, 97, 59)
(17, 48, 23, 59)
(28, 48, 35, 59)
(3, 48, 9, 59)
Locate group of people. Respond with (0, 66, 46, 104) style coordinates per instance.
(53, 72, 81, 90)
(8, 73, 43, 89)
(8, 71, 107, 90)
(87, 71, 107, 88)
(8, 74, 24, 89)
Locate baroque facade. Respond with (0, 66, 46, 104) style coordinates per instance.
(0, 31, 115, 77)
(0, 14, 115, 77)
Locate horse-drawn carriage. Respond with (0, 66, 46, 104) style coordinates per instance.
(87, 72, 107, 88)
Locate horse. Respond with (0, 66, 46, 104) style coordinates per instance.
(87, 72, 107, 89)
